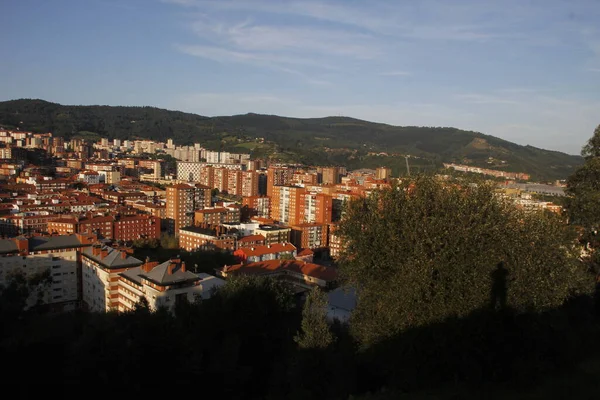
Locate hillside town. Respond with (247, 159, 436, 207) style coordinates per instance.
(0, 129, 566, 314)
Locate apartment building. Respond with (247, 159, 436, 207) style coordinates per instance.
(321, 166, 340, 185)
(165, 183, 196, 235)
(241, 195, 270, 220)
(194, 183, 212, 209)
(78, 216, 114, 239)
(113, 215, 161, 241)
(266, 166, 294, 197)
(376, 166, 392, 181)
(271, 185, 305, 225)
(118, 258, 224, 313)
(290, 222, 329, 250)
(300, 192, 333, 224)
(328, 223, 343, 259)
(81, 244, 144, 312)
(0, 234, 94, 311)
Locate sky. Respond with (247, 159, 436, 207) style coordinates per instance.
(1, 0, 599, 155)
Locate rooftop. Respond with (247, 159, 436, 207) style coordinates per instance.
(224, 259, 338, 282)
(257, 224, 289, 232)
(120, 258, 201, 287)
(82, 245, 143, 269)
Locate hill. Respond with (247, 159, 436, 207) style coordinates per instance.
(0, 98, 583, 181)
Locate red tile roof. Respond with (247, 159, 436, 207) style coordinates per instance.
(224, 259, 337, 281)
(237, 234, 266, 243)
(297, 248, 314, 256)
(236, 243, 296, 257)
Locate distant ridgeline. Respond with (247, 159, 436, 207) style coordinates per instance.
(443, 163, 531, 181)
(0, 98, 583, 181)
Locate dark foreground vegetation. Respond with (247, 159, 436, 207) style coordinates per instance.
(1, 273, 599, 399)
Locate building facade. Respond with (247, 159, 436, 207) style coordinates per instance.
(81, 244, 144, 312)
(166, 183, 196, 235)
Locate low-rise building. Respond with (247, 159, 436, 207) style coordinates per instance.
(219, 259, 337, 289)
(233, 242, 297, 264)
(236, 234, 266, 249)
(254, 224, 291, 245)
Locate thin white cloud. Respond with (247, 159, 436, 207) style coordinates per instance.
(380, 71, 411, 76)
(455, 93, 522, 106)
(174, 43, 337, 71)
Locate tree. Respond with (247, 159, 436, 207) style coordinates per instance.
(337, 175, 593, 346)
(159, 232, 179, 249)
(295, 288, 334, 349)
(581, 124, 600, 159)
(566, 124, 600, 231)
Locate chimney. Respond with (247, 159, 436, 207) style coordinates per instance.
(167, 262, 175, 275)
(92, 244, 101, 256)
(121, 250, 127, 259)
(141, 257, 159, 273)
(101, 248, 109, 259)
(181, 262, 186, 273)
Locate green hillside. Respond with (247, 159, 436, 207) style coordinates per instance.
(0, 99, 583, 181)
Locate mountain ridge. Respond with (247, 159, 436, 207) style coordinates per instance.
(0, 98, 582, 181)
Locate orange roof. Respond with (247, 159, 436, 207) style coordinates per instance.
(225, 259, 337, 281)
(237, 234, 266, 243)
(236, 243, 296, 257)
(297, 248, 314, 256)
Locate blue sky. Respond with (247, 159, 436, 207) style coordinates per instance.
(1, 0, 599, 155)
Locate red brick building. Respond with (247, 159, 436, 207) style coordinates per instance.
(113, 215, 161, 241)
(78, 216, 115, 239)
(48, 217, 78, 235)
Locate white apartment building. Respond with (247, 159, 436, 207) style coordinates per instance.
(0, 234, 94, 312)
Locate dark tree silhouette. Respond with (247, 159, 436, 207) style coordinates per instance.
(490, 261, 509, 311)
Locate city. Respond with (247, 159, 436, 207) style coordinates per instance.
(1, 0, 600, 397)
